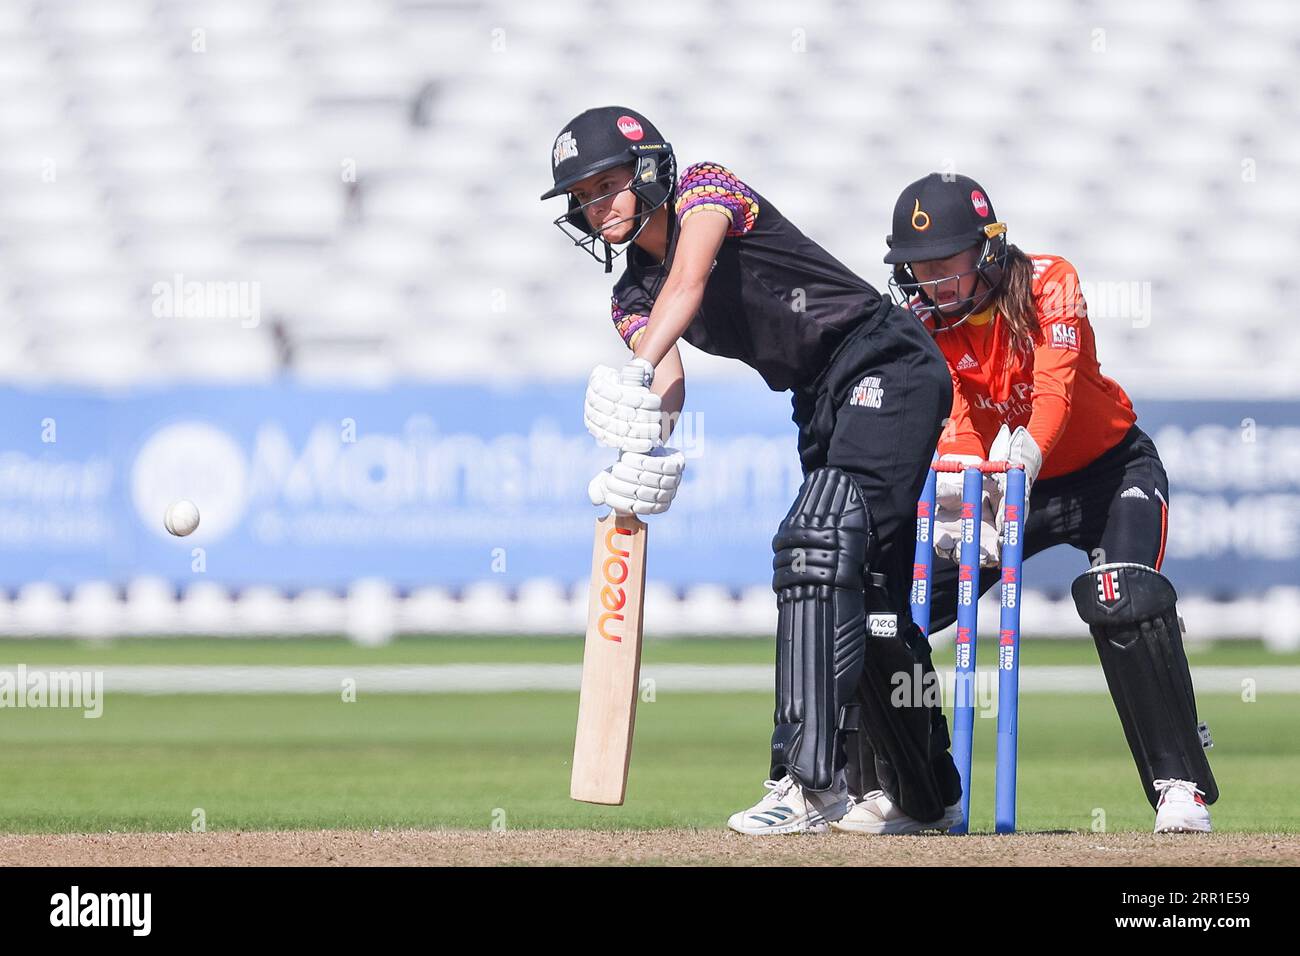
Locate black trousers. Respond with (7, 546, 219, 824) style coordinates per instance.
(926, 426, 1170, 633)
(790, 299, 962, 815)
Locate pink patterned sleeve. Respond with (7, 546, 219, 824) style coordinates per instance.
(611, 296, 650, 350)
(674, 162, 759, 236)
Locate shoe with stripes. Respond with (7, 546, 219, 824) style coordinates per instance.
(726, 774, 847, 835)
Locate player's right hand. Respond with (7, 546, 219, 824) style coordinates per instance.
(933, 454, 983, 522)
(932, 454, 1000, 568)
(583, 362, 663, 453)
(933, 499, 1000, 568)
(588, 446, 685, 516)
(988, 424, 1041, 533)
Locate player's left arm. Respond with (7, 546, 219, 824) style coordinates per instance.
(630, 162, 758, 371)
(629, 210, 728, 369)
(1026, 259, 1089, 461)
(651, 343, 686, 441)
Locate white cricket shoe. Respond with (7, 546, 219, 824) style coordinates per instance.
(830, 789, 964, 835)
(726, 774, 849, 835)
(1153, 779, 1212, 833)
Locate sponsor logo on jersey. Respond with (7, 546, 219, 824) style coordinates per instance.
(1120, 486, 1150, 500)
(616, 116, 644, 140)
(970, 381, 1033, 416)
(849, 375, 884, 408)
(553, 130, 578, 167)
(956, 352, 979, 371)
(1049, 322, 1079, 352)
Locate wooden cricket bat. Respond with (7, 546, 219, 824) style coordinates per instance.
(570, 511, 648, 805)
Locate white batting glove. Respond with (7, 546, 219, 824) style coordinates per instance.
(583, 359, 662, 453)
(588, 446, 686, 516)
(619, 356, 654, 389)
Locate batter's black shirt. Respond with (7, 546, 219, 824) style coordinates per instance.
(610, 162, 885, 393)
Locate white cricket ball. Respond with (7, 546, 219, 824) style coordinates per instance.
(164, 499, 201, 537)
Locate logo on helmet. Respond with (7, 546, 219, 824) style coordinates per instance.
(970, 190, 989, 217)
(553, 131, 578, 168)
(911, 198, 931, 231)
(617, 116, 644, 141)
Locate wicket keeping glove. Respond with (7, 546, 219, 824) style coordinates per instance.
(988, 424, 1042, 535)
(932, 454, 1000, 569)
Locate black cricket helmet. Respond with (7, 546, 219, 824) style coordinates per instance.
(540, 106, 676, 272)
(884, 173, 1009, 331)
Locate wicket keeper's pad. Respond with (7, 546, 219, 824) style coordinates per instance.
(771, 467, 947, 820)
(1072, 563, 1219, 807)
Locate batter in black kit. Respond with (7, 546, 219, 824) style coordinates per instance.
(541, 105, 962, 835)
(789, 301, 964, 827)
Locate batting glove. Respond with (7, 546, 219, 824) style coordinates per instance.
(583, 359, 663, 453)
(588, 446, 686, 516)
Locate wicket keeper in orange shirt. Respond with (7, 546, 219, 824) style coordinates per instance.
(882, 173, 1218, 832)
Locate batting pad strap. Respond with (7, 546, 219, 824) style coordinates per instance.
(838, 703, 860, 731)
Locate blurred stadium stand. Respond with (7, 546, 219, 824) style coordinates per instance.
(0, 0, 1296, 641)
(2, 576, 1298, 651)
(1, 0, 1296, 390)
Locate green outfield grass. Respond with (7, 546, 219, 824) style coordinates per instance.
(1, 634, 1296, 667)
(0, 637, 1295, 834)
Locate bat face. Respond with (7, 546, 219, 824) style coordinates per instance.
(570, 512, 648, 805)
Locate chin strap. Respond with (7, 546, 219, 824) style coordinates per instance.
(917, 279, 995, 334)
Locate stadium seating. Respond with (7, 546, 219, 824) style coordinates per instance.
(0, 0, 1294, 393)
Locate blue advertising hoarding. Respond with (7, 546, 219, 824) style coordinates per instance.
(0, 384, 1295, 595)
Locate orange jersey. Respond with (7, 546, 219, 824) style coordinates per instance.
(932, 254, 1136, 480)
